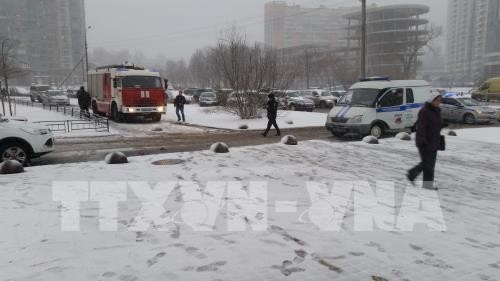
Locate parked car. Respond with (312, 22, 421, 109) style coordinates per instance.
(278, 90, 314, 112)
(0, 114, 55, 165)
(199, 92, 219, 107)
(185, 88, 214, 102)
(184, 94, 193, 104)
(441, 97, 497, 124)
(472, 77, 500, 101)
(40, 90, 70, 106)
(302, 89, 338, 108)
(30, 84, 51, 102)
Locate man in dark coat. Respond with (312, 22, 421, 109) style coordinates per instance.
(174, 90, 187, 122)
(262, 93, 281, 137)
(407, 93, 443, 190)
(76, 86, 91, 114)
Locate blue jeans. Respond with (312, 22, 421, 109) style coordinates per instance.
(176, 106, 185, 122)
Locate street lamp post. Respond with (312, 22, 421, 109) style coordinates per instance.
(360, 0, 367, 78)
(84, 26, 91, 83)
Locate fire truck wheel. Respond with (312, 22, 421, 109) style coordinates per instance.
(111, 103, 123, 122)
(92, 101, 99, 115)
(152, 113, 162, 122)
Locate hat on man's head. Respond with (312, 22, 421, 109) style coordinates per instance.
(427, 92, 441, 103)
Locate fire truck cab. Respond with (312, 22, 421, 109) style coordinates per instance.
(88, 64, 166, 122)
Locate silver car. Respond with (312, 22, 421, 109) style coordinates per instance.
(40, 90, 70, 106)
(199, 92, 219, 107)
(441, 97, 497, 124)
(301, 90, 338, 108)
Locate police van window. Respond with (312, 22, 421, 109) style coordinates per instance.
(406, 88, 415, 103)
(378, 88, 404, 107)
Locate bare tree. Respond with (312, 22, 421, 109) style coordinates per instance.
(210, 28, 296, 119)
(0, 37, 25, 116)
(401, 24, 442, 79)
(165, 58, 191, 89)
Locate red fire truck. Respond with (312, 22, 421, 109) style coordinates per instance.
(88, 64, 166, 122)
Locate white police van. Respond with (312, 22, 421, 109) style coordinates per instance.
(326, 78, 431, 138)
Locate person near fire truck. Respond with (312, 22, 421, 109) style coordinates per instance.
(174, 90, 187, 122)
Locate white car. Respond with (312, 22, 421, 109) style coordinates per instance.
(0, 115, 55, 165)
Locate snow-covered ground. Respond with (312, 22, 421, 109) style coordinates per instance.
(454, 127, 500, 144)
(161, 104, 327, 130)
(12, 102, 71, 122)
(1, 129, 499, 280)
(10, 103, 209, 137)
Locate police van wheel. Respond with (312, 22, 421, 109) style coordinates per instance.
(332, 131, 344, 138)
(370, 124, 384, 138)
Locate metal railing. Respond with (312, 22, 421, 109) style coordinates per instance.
(10, 98, 109, 133)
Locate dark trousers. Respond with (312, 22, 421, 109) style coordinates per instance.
(79, 106, 89, 118)
(264, 117, 280, 136)
(176, 106, 185, 122)
(408, 147, 438, 189)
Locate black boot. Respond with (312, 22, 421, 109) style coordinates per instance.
(406, 170, 416, 186)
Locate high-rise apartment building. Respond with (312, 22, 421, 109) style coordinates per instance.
(0, 0, 86, 85)
(264, 1, 355, 49)
(344, 4, 430, 79)
(446, 0, 500, 85)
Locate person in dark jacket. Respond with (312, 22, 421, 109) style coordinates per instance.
(174, 90, 187, 122)
(407, 93, 444, 190)
(262, 93, 281, 137)
(76, 86, 91, 117)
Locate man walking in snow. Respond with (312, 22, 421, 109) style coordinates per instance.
(174, 90, 186, 122)
(407, 93, 444, 190)
(262, 93, 281, 137)
(76, 86, 91, 118)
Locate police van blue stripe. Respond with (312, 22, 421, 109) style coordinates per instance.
(376, 103, 424, 113)
(340, 105, 352, 118)
(335, 106, 350, 117)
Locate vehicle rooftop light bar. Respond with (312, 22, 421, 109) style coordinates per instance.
(95, 65, 145, 71)
(359, 77, 391, 82)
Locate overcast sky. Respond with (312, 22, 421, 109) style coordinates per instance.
(85, 0, 448, 60)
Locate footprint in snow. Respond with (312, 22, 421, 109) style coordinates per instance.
(147, 252, 166, 267)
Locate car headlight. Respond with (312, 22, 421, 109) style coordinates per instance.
(157, 106, 164, 112)
(347, 115, 363, 124)
(128, 108, 135, 113)
(476, 109, 483, 114)
(21, 128, 50, 135)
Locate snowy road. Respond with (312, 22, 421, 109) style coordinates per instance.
(32, 127, 335, 166)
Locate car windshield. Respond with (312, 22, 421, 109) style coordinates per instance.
(287, 92, 300, 98)
(457, 98, 479, 106)
(321, 92, 333, 97)
(46, 91, 65, 96)
(122, 76, 162, 88)
(31, 85, 50, 91)
(201, 93, 216, 98)
(339, 88, 380, 107)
